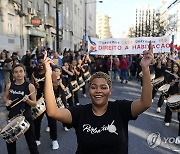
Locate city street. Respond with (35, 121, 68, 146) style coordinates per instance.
(0, 79, 179, 154)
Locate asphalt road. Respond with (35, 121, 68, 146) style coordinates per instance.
(0, 79, 179, 154)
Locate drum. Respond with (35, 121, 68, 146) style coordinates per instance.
(150, 74, 155, 81)
(70, 80, 79, 92)
(151, 76, 164, 90)
(139, 72, 155, 81)
(31, 97, 46, 119)
(0, 115, 30, 143)
(167, 94, 180, 112)
(78, 76, 85, 88)
(83, 71, 91, 82)
(158, 84, 170, 94)
(64, 87, 72, 99)
(56, 97, 65, 108)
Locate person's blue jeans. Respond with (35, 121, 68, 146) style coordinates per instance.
(114, 68, 120, 79)
(121, 69, 128, 81)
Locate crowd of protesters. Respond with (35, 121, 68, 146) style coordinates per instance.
(0, 47, 179, 154)
(0, 48, 180, 93)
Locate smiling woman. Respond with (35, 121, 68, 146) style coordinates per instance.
(44, 42, 154, 154)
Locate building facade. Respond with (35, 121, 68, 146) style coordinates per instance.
(0, 0, 97, 55)
(159, 0, 180, 49)
(96, 13, 112, 39)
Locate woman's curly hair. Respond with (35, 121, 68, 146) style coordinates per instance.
(89, 72, 112, 88)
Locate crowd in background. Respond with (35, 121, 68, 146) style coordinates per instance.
(0, 48, 180, 97)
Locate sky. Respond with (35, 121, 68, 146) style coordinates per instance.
(97, 0, 162, 38)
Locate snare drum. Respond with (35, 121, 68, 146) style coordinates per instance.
(83, 71, 91, 82)
(167, 94, 180, 112)
(139, 72, 155, 81)
(64, 87, 72, 99)
(70, 80, 79, 92)
(56, 97, 65, 108)
(31, 97, 46, 119)
(0, 115, 30, 143)
(78, 76, 85, 88)
(152, 76, 164, 90)
(158, 84, 170, 94)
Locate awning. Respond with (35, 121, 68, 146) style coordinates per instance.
(29, 28, 46, 37)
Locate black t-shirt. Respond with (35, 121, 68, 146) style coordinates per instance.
(167, 75, 179, 95)
(33, 70, 45, 99)
(8, 81, 31, 119)
(66, 100, 136, 154)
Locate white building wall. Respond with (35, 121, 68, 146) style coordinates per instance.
(0, 0, 21, 54)
(73, 0, 83, 51)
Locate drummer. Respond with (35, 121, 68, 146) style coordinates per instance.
(164, 63, 180, 127)
(77, 59, 86, 97)
(152, 56, 166, 101)
(70, 59, 80, 105)
(3, 64, 39, 154)
(54, 67, 67, 108)
(156, 58, 174, 113)
(31, 53, 59, 149)
(62, 62, 73, 106)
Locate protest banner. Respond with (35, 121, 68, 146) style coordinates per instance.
(88, 36, 170, 55)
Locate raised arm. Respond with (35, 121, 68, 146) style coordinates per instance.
(131, 41, 154, 117)
(43, 51, 72, 124)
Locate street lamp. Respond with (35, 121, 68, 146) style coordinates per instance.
(83, 0, 103, 52)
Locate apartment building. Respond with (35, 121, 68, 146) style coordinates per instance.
(96, 13, 112, 39)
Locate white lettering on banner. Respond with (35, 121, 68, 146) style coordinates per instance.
(83, 120, 118, 135)
(88, 36, 170, 55)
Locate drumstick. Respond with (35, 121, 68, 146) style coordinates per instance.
(11, 91, 36, 108)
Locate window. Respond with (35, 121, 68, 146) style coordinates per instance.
(8, 14, 14, 35)
(74, 4, 77, 15)
(44, 3, 49, 18)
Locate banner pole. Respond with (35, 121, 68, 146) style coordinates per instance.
(110, 55, 113, 80)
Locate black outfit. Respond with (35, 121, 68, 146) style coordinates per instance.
(156, 66, 171, 108)
(65, 100, 137, 154)
(62, 69, 73, 106)
(21, 54, 31, 79)
(152, 63, 165, 99)
(33, 70, 57, 141)
(164, 74, 179, 123)
(55, 76, 67, 108)
(6, 81, 39, 154)
(70, 69, 80, 105)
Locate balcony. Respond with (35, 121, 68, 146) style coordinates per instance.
(44, 16, 55, 27)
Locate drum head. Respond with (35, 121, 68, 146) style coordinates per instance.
(167, 95, 180, 103)
(152, 76, 164, 85)
(1, 116, 23, 133)
(158, 84, 170, 92)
